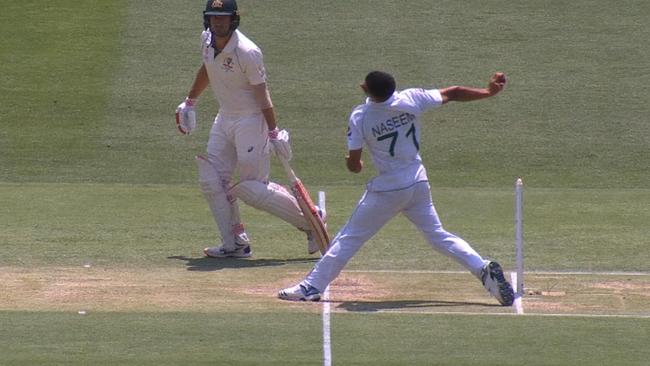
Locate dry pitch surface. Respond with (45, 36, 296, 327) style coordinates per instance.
(3, 265, 649, 318)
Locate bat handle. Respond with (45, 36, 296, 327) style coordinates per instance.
(277, 155, 298, 183)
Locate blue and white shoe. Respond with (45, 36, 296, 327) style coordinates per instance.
(204, 242, 252, 258)
(480, 261, 515, 306)
(278, 283, 321, 301)
(235, 232, 251, 247)
(204, 232, 252, 259)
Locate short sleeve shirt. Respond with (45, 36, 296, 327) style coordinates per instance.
(347, 88, 443, 191)
(201, 30, 267, 116)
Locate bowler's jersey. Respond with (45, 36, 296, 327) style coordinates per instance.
(201, 29, 267, 116)
(347, 88, 443, 191)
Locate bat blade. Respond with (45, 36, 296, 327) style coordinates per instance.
(291, 179, 330, 255)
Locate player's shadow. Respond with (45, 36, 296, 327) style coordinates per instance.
(168, 255, 317, 271)
(337, 299, 500, 312)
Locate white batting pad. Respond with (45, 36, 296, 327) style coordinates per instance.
(230, 180, 309, 231)
(197, 156, 235, 248)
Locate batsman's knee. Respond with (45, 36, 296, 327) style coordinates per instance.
(230, 180, 308, 230)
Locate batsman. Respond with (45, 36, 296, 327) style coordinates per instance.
(175, 0, 328, 258)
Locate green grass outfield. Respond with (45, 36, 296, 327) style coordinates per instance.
(2, 312, 648, 366)
(1, 0, 649, 365)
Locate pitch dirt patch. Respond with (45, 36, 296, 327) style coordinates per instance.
(329, 274, 392, 300)
(2, 267, 649, 316)
(236, 273, 389, 310)
(0, 266, 284, 313)
(520, 274, 650, 315)
(592, 280, 650, 294)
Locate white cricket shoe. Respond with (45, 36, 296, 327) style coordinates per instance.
(480, 261, 515, 306)
(278, 283, 321, 301)
(204, 234, 252, 259)
(235, 232, 251, 246)
(307, 206, 327, 255)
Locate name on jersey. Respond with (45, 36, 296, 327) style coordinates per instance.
(371, 113, 415, 138)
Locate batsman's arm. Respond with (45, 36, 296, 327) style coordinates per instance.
(346, 149, 363, 173)
(187, 65, 210, 100)
(252, 82, 277, 131)
(439, 72, 506, 104)
(176, 65, 210, 135)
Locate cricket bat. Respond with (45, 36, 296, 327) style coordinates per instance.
(278, 156, 330, 255)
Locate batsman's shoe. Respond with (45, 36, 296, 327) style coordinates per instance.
(204, 242, 252, 258)
(278, 283, 321, 301)
(307, 206, 327, 255)
(235, 232, 251, 246)
(480, 261, 515, 306)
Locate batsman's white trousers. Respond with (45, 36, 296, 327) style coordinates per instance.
(201, 112, 269, 245)
(207, 112, 271, 184)
(203, 112, 308, 239)
(305, 181, 487, 292)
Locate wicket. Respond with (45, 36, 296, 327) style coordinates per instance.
(515, 178, 524, 297)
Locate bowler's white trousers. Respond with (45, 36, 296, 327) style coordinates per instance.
(305, 181, 488, 292)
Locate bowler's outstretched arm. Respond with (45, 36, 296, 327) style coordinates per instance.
(439, 72, 506, 103)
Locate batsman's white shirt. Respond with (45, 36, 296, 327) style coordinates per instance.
(304, 88, 487, 292)
(202, 29, 267, 116)
(201, 29, 271, 182)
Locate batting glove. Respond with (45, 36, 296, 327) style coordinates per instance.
(175, 98, 197, 135)
(269, 128, 292, 161)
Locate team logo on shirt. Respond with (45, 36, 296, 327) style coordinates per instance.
(221, 57, 234, 72)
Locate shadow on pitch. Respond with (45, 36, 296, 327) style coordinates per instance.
(168, 255, 317, 271)
(336, 299, 500, 312)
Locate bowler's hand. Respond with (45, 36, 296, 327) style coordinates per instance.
(488, 72, 507, 96)
(346, 149, 363, 173)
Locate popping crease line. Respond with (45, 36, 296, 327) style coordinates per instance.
(343, 269, 650, 276)
(322, 286, 332, 366)
(351, 309, 650, 319)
